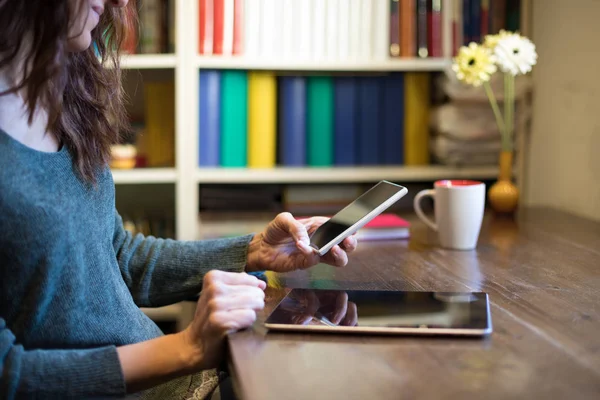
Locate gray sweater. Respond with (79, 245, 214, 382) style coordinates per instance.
(0, 129, 253, 399)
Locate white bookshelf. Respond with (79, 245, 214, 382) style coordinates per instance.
(196, 166, 500, 184)
(195, 56, 452, 71)
(111, 168, 177, 184)
(114, 0, 531, 243)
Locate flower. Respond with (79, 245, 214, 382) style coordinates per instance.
(493, 35, 538, 76)
(452, 42, 498, 87)
(483, 29, 512, 50)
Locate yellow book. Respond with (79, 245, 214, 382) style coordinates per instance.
(404, 72, 431, 165)
(247, 72, 277, 168)
(144, 81, 175, 167)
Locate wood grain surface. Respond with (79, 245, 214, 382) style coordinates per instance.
(227, 207, 600, 400)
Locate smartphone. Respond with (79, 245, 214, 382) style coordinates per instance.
(309, 180, 408, 256)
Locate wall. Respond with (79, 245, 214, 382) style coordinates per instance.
(526, 0, 600, 221)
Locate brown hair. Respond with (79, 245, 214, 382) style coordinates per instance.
(0, 0, 137, 182)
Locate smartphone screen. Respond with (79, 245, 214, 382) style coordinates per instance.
(309, 181, 407, 254)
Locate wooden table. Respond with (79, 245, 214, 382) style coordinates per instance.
(227, 207, 600, 400)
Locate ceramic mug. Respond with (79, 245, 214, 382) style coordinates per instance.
(413, 180, 485, 250)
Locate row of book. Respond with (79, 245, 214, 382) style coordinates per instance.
(390, 0, 521, 58)
(199, 0, 392, 60)
(122, 214, 175, 239)
(122, 0, 176, 54)
(199, 71, 432, 168)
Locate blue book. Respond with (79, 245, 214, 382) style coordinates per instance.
(199, 70, 220, 167)
(278, 76, 306, 166)
(333, 77, 357, 166)
(470, 0, 481, 44)
(463, 0, 471, 45)
(357, 76, 381, 165)
(381, 73, 404, 165)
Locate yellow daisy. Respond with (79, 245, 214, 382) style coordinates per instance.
(452, 42, 497, 87)
(483, 29, 514, 50)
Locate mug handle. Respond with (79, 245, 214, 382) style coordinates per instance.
(413, 189, 438, 232)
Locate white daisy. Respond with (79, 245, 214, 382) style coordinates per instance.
(494, 35, 538, 76)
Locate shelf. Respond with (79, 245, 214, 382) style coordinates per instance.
(140, 304, 183, 321)
(195, 56, 451, 72)
(196, 166, 500, 184)
(119, 54, 177, 69)
(111, 168, 177, 184)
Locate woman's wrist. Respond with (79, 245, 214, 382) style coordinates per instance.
(117, 331, 204, 393)
(245, 233, 263, 273)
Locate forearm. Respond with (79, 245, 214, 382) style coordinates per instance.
(117, 331, 202, 393)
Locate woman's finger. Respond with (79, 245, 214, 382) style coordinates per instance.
(204, 270, 266, 289)
(320, 245, 348, 267)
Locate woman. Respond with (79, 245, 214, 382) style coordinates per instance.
(0, 1, 357, 398)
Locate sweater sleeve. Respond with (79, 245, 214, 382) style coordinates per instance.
(112, 210, 255, 307)
(0, 318, 125, 400)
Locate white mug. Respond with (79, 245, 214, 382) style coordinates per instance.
(413, 180, 485, 250)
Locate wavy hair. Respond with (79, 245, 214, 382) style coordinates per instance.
(0, 0, 137, 182)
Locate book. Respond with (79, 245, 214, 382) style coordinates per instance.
(248, 72, 277, 168)
(381, 73, 405, 165)
(400, 0, 416, 57)
(404, 72, 431, 165)
(144, 81, 175, 167)
(389, 0, 401, 57)
(279, 76, 307, 166)
(221, 70, 247, 167)
(199, 0, 214, 54)
(307, 76, 334, 166)
(199, 70, 221, 167)
(333, 77, 358, 166)
(356, 213, 411, 241)
(417, 0, 428, 58)
(213, 0, 224, 54)
(357, 76, 381, 165)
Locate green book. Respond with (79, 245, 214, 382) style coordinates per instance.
(307, 76, 334, 166)
(220, 70, 248, 167)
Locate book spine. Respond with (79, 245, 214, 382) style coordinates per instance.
(338, 0, 351, 60)
(313, 0, 327, 60)
(470, 0, 481, 43)
(417, 0, 428, 57)
(333, 77, 357, 166)
(232, 0, 244, 54)
(199, 0, 214, 54)
(349, 0, 361, 60)
(213, 0, 224, 54)
(357, 77, 381, 165)
(429, 0, 442, 57)
(244, 0, 260, 56)
(400, 0, 416, 57)
(481, 0, 490, 37)
(389, 0, 401, 57)
(307, 77, 334, 166)
(199, 71, 221, 166)
(221, 0, 234, 55)
(261, 0, 276, 58)
(326, 0, 339, 60)
(248, 72, 277, 168)
(404, 72, 431, 165)
(279, 76, 307, 166)
(381, 73, 405, 165)
(221, 71, 248, 167)
(463, 0, 471, 45)
(452, 0, 463, 54)
(144, 81, 175, 167)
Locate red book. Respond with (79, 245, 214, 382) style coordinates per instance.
(400, 0, 416, 57)
(212, 0, 224, 54)
(232, 0, 244, 54)
(427, 0, 443, 57)
(198, 0, 214, 54)
(357, 213, 411, 241)
(480, 0, 490, 38)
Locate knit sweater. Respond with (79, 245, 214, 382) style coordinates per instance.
(0, 129, 253, 399)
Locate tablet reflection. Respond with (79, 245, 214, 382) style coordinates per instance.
(275, 289, 358, 327)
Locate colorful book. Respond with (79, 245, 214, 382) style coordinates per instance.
(417, 0, 428, 57)
(307, 77, 334, 166)
(199, 70, 221, 166)
(404, 72, 431, 165)
(221, 0, 234, 55)
(506, 0, 521, 32)
(489, 0, 507, 35)
(199, 0, 214, 54)
(400, 0, 416, 57)
(333, 77, 358, 166)
(469, 0, 482, 44)
(357, 77, 381, 165)
(356, 213, 410, 241)
(480, 0, 490, 37)
(144, 81, 175, 167)
(212, 0, 224, 54)
(381, 73, 404, 165)
(428, 0, 443, 57)
(220, 70, 247, 167)
(232, 0, 244, 54)
(248, 72, 277, 168)
(279, 76, 307, 166)
(389, 0, 400, 56)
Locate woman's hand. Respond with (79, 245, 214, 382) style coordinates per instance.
(245, 212, 358, 273)
(180, 270, 266, 371)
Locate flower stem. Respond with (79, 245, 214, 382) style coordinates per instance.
(483, 81, 506, 140)
(503, 73, 515, 152)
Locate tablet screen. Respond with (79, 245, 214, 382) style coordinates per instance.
(264, 289, 490, 331)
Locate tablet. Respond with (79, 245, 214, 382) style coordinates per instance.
(264, 289, 492, 336)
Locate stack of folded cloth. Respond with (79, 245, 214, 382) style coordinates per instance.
(429, 73, 531, 167)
